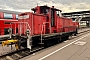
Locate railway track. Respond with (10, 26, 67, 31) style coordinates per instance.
(0, 29, 90, 60)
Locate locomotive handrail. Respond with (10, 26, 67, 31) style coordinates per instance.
(40, 22, 51, 44)
(41, 22, 51, 35)
(9, 22, 31, 36)
(15, 23, 16, 34)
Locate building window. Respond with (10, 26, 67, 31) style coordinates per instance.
(4, 13, 13, 19)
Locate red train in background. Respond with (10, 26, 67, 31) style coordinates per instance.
(2, 5, 79, 51)
(0, 10, 20, 35)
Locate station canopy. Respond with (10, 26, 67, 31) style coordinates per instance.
(62, 10, 90, 21)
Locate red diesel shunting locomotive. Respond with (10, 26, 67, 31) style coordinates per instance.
(2, 5, 79, 51)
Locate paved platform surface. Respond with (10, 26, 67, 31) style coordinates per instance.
(78, 28, 90, 33)
(41, 33, 90, 60)
(21, 29, 90, 60)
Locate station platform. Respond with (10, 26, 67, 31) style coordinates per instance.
(21, 28, 90, 60)
(38, 32, 90, 60)
(78, 28, 90, 33)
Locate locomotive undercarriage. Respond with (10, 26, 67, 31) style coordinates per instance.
(18, 31, 77, 50)
(1, 27, 77, 52)
(39, 30, 77, 47)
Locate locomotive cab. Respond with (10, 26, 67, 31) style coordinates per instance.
(31, 5, 50, 14)
(32, 5, 62, 33)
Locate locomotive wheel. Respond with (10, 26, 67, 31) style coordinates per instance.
(66, 36, 69, 40)
(74, 32, 77, 36)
